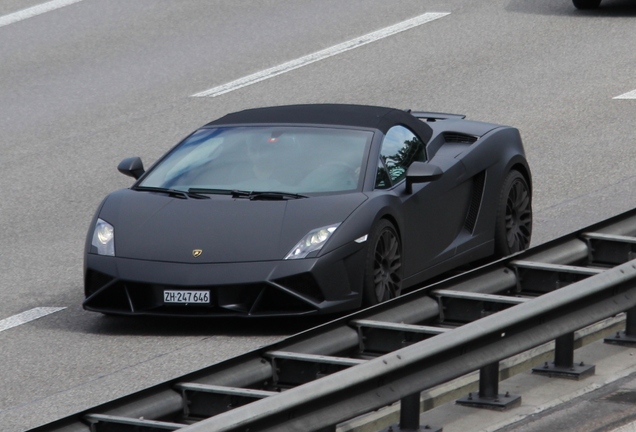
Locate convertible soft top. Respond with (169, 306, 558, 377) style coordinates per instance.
(206, 104, 434, 142)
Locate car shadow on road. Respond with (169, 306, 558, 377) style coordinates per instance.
(507, 0, 636, 17)
(80, 311, 349, 337)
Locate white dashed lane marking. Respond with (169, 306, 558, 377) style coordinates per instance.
(0, 307, 66, 332)
(614, 89, 636, 100)
(192, 12, 451, 98)
(0, 0, 84, 29)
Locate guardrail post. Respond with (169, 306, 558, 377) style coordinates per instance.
(605, 306, 636, 346)
(479, 362, 499, 400)
(532, 332, 595, 379)
(456, 362, 521, 410)
(399, 392, 421, 430)
(379, 392, 442, 432)
(555, 332, 574, 368)
(314, 426, 337, 432)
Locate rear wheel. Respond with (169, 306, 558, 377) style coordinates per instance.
(495, 170, 532, 256)
(362, 220, 402, 306)
(573, 0, 601, 8)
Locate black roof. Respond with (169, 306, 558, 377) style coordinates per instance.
(206, 104, 433, 141)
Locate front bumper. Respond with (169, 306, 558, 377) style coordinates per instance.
(83, 244, 365, 317)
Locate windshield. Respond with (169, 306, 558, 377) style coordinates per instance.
(138, 126, 372, 194)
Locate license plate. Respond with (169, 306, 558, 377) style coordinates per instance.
(164, 290, 210, 304)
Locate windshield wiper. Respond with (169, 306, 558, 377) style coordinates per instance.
(188, 188, 307, 200)
(246, 191, 308, 200)
(188, 188, 237, 196)
(134, 186, 210, 199)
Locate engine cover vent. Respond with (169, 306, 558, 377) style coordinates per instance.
(443, 132, 478, 144)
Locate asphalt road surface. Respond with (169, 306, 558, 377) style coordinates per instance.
(1, 1, 635, 431)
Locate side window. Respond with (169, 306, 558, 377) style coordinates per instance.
(375, 160, 390, 189)
(376, 126, 426, 188)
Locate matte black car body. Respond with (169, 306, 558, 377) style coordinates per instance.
(84, 104, 532, 317)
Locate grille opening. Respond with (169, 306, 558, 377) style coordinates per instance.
(216, 283, 266, 313)
(273, 273, 324, 302)
(85, 280, 317, 316)
(85, 281, 131, 312)
(252, 286, 317, 314)
(85, 270, 115, 296)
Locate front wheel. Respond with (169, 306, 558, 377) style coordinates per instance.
(494, 170, 532, 256)
(362, 220, 403, 306)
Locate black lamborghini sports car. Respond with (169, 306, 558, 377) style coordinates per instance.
(84, 104, 532, 317)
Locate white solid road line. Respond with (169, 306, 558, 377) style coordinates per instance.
(192, 12, 451, 98)
(614, 89, 636, 100)
(613, 424, 636, 432)
(0, 0, 84, 29)
(0, 307, 66, 332)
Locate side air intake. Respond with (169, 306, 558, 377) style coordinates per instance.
(464, 171, 486, 233)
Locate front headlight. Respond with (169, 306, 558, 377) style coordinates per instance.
(285, 223, 341, 260)
(92, 218, 115, 256)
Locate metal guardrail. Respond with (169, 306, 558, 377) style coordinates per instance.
(30, 208, 636, 432)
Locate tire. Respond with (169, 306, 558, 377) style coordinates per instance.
(362, 219, 403, 306)
(573, 0, 601, 9)
(494, 170, 532, 256)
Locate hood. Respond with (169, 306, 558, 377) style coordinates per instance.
(98, 189, 367, 263)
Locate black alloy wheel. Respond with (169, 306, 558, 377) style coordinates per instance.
(495, 170, 532, 256)
(363, 219, 402, 306)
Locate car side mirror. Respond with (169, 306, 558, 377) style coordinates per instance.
(117, 157, 145, 180)
(405, 162, 443, 194)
